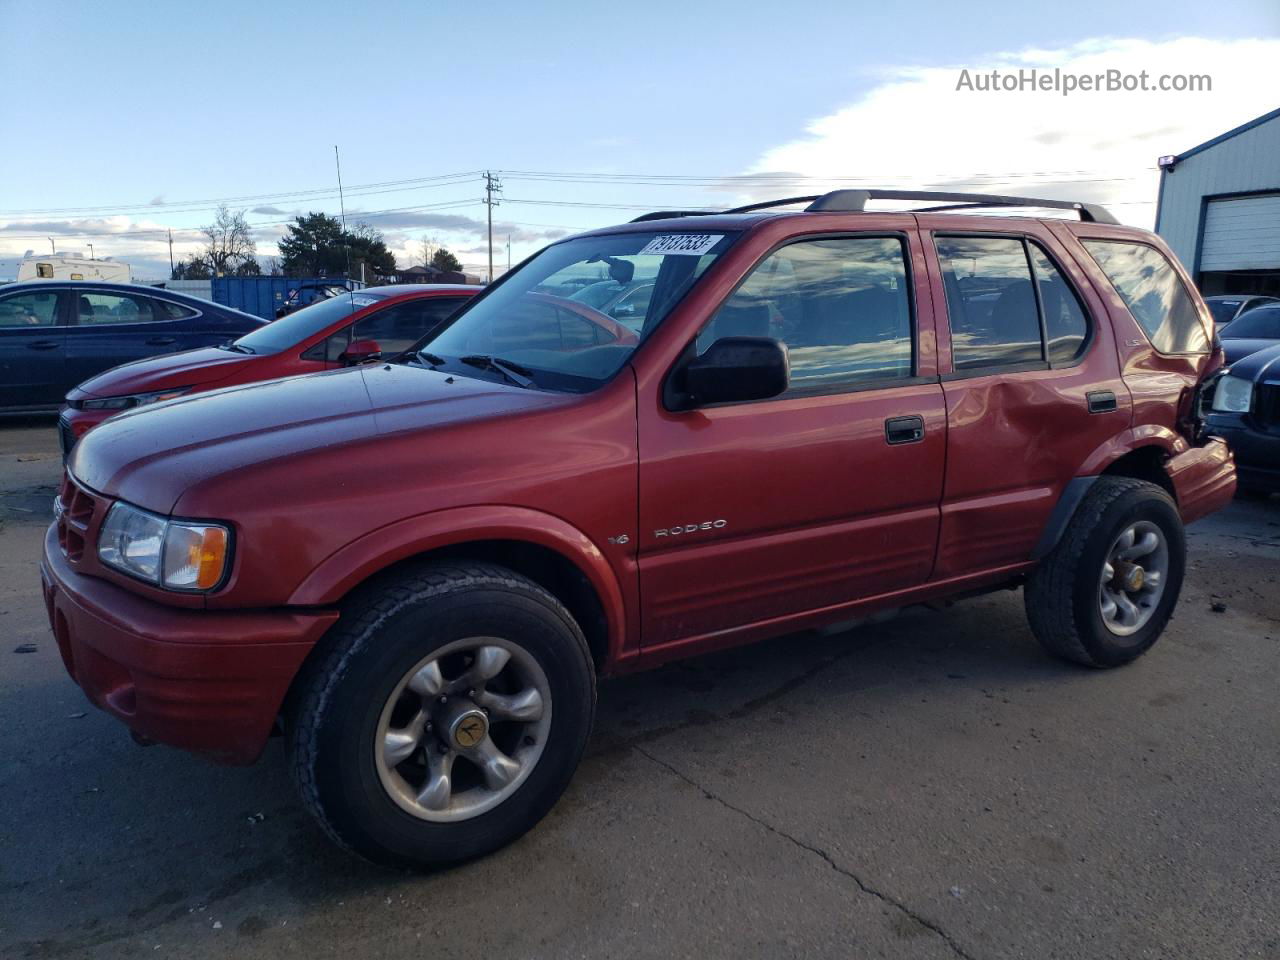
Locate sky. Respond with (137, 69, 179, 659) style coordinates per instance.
(1, 0, 1277, 282)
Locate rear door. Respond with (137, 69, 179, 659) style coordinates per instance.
(637, 226, 946, 650)
(64, 290, 201, 385)
(0, 286, 70, 408)
(917, 216, 1129, 578)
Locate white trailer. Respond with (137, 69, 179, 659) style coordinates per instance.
(16, 256, 132, 283)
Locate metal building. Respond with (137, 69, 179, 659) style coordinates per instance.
(1155, 107, 1280, 297)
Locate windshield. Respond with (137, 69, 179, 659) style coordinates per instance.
(423, 231, 736, 390)
(232, 292, 386, 353)
(1207, 299, 1241, 325)
(1221, 307, 1280, 340)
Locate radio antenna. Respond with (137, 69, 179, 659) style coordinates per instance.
(334, 144, 356, 308)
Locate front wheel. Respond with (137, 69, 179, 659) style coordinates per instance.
(1026, 477, 1186, 668)
(289, 562, 596, 868)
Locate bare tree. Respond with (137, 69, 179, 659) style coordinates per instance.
(201, 204, 257, 276)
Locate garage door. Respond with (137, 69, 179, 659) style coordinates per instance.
(1201, 194, 1280, 271)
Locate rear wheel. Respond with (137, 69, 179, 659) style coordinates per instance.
(1026, 477, 1186, 667)
(289, 562, 596, 868)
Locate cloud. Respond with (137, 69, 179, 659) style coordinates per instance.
(149, 195, 164, 206)
(740, 36, 1280, 227)
(251, 205, 288, 216)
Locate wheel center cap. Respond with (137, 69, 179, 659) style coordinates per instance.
(447, 707, 488, 750)
(1124, 566, 1145, 592)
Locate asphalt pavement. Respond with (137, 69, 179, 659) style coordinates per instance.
(2, 416, 1277, 959)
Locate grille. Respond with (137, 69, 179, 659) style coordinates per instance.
(58, 420, 76, 459)
(1257, 383, 1280, 430)
(55, 472, 104, 564)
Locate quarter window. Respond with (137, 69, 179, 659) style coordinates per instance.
(1082, 240, 1209, 355)
(697, 236, 914, 392)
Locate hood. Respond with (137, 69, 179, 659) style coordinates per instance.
(68, 363, 567, 513)
(1221, 337, 1279, 365)
(70, 346, 251, 400)
(1224, 341, 1280, 382)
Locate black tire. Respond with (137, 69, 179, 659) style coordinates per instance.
(1025, 477, 1186, 668)
(288, 562, 596, 868)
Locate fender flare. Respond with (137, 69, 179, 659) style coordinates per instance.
(1032, 427, 1187, 560)
(287, 504, 627, 659)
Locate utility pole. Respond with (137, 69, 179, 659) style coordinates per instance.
(47, 237, 55, 254)
(483, 170, 502, 283)
(168, 229, 174, 277)
(507, 235, 511, 273)
(87, 243, 95, 260)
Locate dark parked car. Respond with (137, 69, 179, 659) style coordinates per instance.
(276, 282, 351, 318)
(1219, 304, 1280, 363)
(1203, 294, 1278, 327)
(0, 282, 265, 413)
(1207, 340, 1280, 495)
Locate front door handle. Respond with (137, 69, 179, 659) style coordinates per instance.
(885, 415, 925, 445)
(27, 340, 59, 350)
(146, 336, 177, 346)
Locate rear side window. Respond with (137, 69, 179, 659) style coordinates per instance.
(937, 236, 1089, 370)
(1082, 240, 1208, 355)
(75, 292, 157, 325)
(698, 236, 914, 392)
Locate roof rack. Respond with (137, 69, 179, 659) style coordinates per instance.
(630, 189, 1119, 225)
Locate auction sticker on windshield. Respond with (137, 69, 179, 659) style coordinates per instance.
(638, 234, 723, 256)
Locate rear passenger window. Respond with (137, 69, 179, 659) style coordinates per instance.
(698, 236, 913, 392)
(75, 292, 157, 325)
(1082, 240, 1209, 355)
(936, 237, 1042, 370)
(1028, 243, 1088, 363)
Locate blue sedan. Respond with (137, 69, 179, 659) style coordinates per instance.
(0, 281, 266, 412)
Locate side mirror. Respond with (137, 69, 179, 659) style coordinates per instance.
(682, 336, 789, 407)
(340, 338, 382, 365)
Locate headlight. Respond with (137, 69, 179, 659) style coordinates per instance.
(81, 387, 191, 411)
(98, 502, 230, 591)
(1210, 374, 1253, 413)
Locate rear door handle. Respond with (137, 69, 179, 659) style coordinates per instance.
(1087, 390, 1117, 414)
(26, 340, 59, 350)
(885, 415, 925, 445)
(146, 336, 177, 346)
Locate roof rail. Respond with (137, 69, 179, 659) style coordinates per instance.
(630, 189, 1118, 225)
(806, 189, 1119, 224)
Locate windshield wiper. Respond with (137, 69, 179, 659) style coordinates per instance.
(458, 354, 535, 388)
(221, 341, 255, 354)
(414, 349, 446, 367)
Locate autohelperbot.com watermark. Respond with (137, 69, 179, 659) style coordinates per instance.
(955, 67, 1211, 96)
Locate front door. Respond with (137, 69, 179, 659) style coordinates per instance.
(0, 286, 69, 408)
(637, 231, 946, 652)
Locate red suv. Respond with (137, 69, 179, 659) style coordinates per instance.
(41, 190, 1235, 868)
(59, 284, 478, 452)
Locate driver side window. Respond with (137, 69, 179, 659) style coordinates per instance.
(697, 236, 914, 393)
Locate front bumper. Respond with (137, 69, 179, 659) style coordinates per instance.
(41, 524, 338, 764)
(1207, 421, 1280, 493)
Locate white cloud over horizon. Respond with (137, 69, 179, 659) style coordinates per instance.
(738, 36, 1280, 227)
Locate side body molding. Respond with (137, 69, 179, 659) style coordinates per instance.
(287, 504, 629, 662)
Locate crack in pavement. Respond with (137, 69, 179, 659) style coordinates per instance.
(633, 745, 979, 960)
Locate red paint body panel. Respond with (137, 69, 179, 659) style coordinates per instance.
(43, 209, 1237, 763)
(60, 287, 479, 439)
